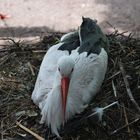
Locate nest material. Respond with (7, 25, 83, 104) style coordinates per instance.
(0, 31, 140, 140)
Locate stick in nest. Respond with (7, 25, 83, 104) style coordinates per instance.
(111, 118, 139, 135)
(0, 52, 16, 66)
(112, 80, 117, 98)
(119, 61, 140, 113)
(16, 121, 44, 140)
(122, 104, 131, 133)
(28, 62, 35, 76)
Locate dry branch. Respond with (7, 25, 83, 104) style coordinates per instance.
(0, 52, 16, 66)
(112, 80, 117, 98)
(123, 104, 131, 133)
(28, 62, 35, 76)
(111, 118, 139, 135)
(119, 62, 140, 113)
(16, 122, 44, 140)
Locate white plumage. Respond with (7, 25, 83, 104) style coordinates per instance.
(31, 42, 69, 107)
(31, 17, 108, 137)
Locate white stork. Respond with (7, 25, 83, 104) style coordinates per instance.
(31, 17, 109, 137)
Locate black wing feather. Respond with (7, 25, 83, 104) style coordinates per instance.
(78, 39, 101, 56)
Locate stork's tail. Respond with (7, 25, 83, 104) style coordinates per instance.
(78, 17, 109, 53)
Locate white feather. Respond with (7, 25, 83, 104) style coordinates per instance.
(66, 48, 108, 120)
(32, 38, 108, 136)
(40, 84, 62, 137)
(31, 42, 69, 107)
(93, 107, 104, 121)
(38, 48, 108, 136)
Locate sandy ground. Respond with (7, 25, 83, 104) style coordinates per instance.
(0, 0, 140, 42)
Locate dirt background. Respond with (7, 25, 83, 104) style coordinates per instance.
(0, 1, 140, 139)
(0, 0, 140, 40)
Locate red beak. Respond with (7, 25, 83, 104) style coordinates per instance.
(61, 77, 70, 122)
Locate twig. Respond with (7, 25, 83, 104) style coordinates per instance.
(0, 47, 12, 53)
(119, 62, 140, 113)
(0, 46, 46, 53)
(107, 71, 121, 81)
(111, 118, 139, 135)
(106, 21, 116, 31)
(112, 80, 117, 98)
(0, 88, 8, 94)
(0, 37, 17, 44)
(123, 104, 131, 133)
(32, 50, 47, 53)
(0, 52, 16, 66)
(1, 120, 4, 140)
(86, 101, 119, 118)
(16, 121, 44, 140)
(0, 54, 9, 65)
(28, 62, 35, 76)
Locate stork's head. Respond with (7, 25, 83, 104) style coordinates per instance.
(57, 56, 75, 121)
(58, 56, 74, 77)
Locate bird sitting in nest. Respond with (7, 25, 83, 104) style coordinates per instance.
(31, 17, 109, 137)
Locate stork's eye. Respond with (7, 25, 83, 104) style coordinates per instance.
(58, 68, 60, 71)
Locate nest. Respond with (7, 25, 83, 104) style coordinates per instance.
(0, 31, 140, 140)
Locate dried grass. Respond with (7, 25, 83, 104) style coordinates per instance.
(0, 31, 140, 140)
